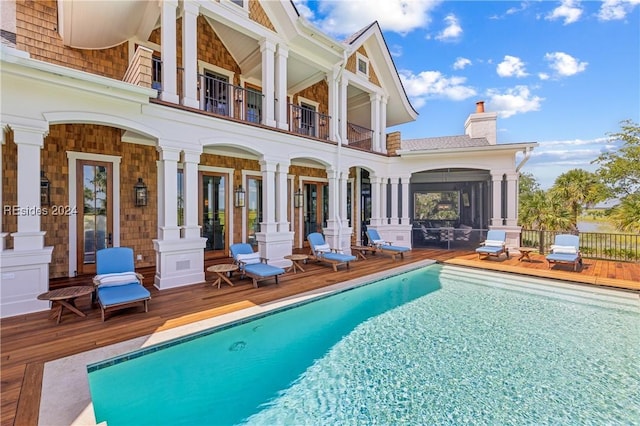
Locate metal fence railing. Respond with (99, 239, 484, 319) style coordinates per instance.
(521, 229, 639, 262)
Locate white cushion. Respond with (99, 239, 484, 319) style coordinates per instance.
(484, 240, 504, 247)
(95, 272, 139, 287)
(551, 245, 577, 254)
(236, 252, 261, 264)
(372, 239, 385, 245)
(315, 243, 331, 253)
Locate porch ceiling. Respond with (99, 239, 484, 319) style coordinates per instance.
(210, 18, 330, 94)
(58, 0, 159, 49)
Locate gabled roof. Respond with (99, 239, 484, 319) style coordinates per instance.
(343, 22, 418, 127)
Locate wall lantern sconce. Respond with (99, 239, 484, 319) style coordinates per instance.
(40, 171, 50, 206)
(134, 177, 148, 207)
(294, 188, 304, 208)
(235, 185, 246, 208)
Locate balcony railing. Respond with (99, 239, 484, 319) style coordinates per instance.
(521, 229, 639, 262)
(347, 122, 373, 150)
(149, 58, 381, 149)
(289, 104, 330, 140)
(199, 74, 263, 123)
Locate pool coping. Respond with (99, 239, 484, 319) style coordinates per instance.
(39, 260, 437, 426)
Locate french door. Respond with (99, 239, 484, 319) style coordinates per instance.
(302, 182, 327, 244)
(200, 173, 227, 258)
(246, 177, 263, 247)
(76, 161, 113, 275)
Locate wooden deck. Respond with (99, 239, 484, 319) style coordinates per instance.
(2, 249, 638, 426)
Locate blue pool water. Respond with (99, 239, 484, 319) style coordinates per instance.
(87, 265, 640, 425)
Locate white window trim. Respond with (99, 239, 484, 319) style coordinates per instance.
(66, 151, 121, 277)
(220, 0, 249, 15)
(197, 165, 235, 242)
(356, 52, 369, 78)
(296, 176, 329, 246)
(297, 96, 319, 110)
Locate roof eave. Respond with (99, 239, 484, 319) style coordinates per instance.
(397, 142, 539, 157)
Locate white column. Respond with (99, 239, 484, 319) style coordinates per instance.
(379, 95, 388, 154)
(181, 1, 199, 109)
(505, 172, 519, 227)
(12, 126, 47, 250)
(327, 66, 339, 141)
(157, 146, 181, 240)
(275, 44, 289, 130)
(259, 159, 277, 233)
(339, 170, 348, 226)
(260, 39, 276, 127)
(370, 93, 381, 152)
(491, 172, 503, 227)
(370, 176, 381, 226)
(339, 77, 348, 144)
(400, 176, 410, 225)
(390, 177, 399, 225)
(276, 162, 290, 232)
(380, 177, 388, 225)
(326, 168, 338, 227)
(160, 0, 179, 104)
(182, 149, 201, 239)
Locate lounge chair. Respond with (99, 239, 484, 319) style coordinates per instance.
(475, 230, 509, 260)
(229, 243, 285, 288)
(546, 234, 582, 271)
(366, 228, 411, 261)
(307, 232, 356, 272)
(93, 247, 151, 321)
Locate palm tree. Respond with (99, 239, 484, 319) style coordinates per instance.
(519, 189, 571, 231)
(549, 169, 608, 231)
(607, 193, 640, 233)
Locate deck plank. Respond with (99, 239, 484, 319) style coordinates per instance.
(1, 249, 638, 426)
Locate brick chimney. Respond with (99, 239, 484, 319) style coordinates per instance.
(465, 100, 497, 145)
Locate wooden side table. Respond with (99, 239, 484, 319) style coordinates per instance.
(518, 247, 537, 262)
(284, 254, 308, 273)
(207, 264, 239, 288)
(350, 245, 376, 260)
(37, 286, 95, 324)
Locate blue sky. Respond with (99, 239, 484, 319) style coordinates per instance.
(292, 0, 640, 189)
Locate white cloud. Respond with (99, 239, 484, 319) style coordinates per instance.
(399, 70, 477, 108)
(538, 72, 550, 80)
(292, 0, 315, 21)
(486, 85, 543, 118)
(436, 14, 463, 41)
(598, 0, 640, 21)
(496, 55, 529, 78)
(490, 2, 531, 19)
(453, 57, 471, 70)
(545, 0, 583, 25)
(298, 0, 442, 37)
(389, 44, 403, 57)
(544, 52, 588, 77)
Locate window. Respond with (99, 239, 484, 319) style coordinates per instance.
(356, 53, 369, 77)
(177, 169, 184, 226)
(152, 56, 162, 91)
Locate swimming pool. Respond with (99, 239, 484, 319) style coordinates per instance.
(87, 264, 640, 425)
